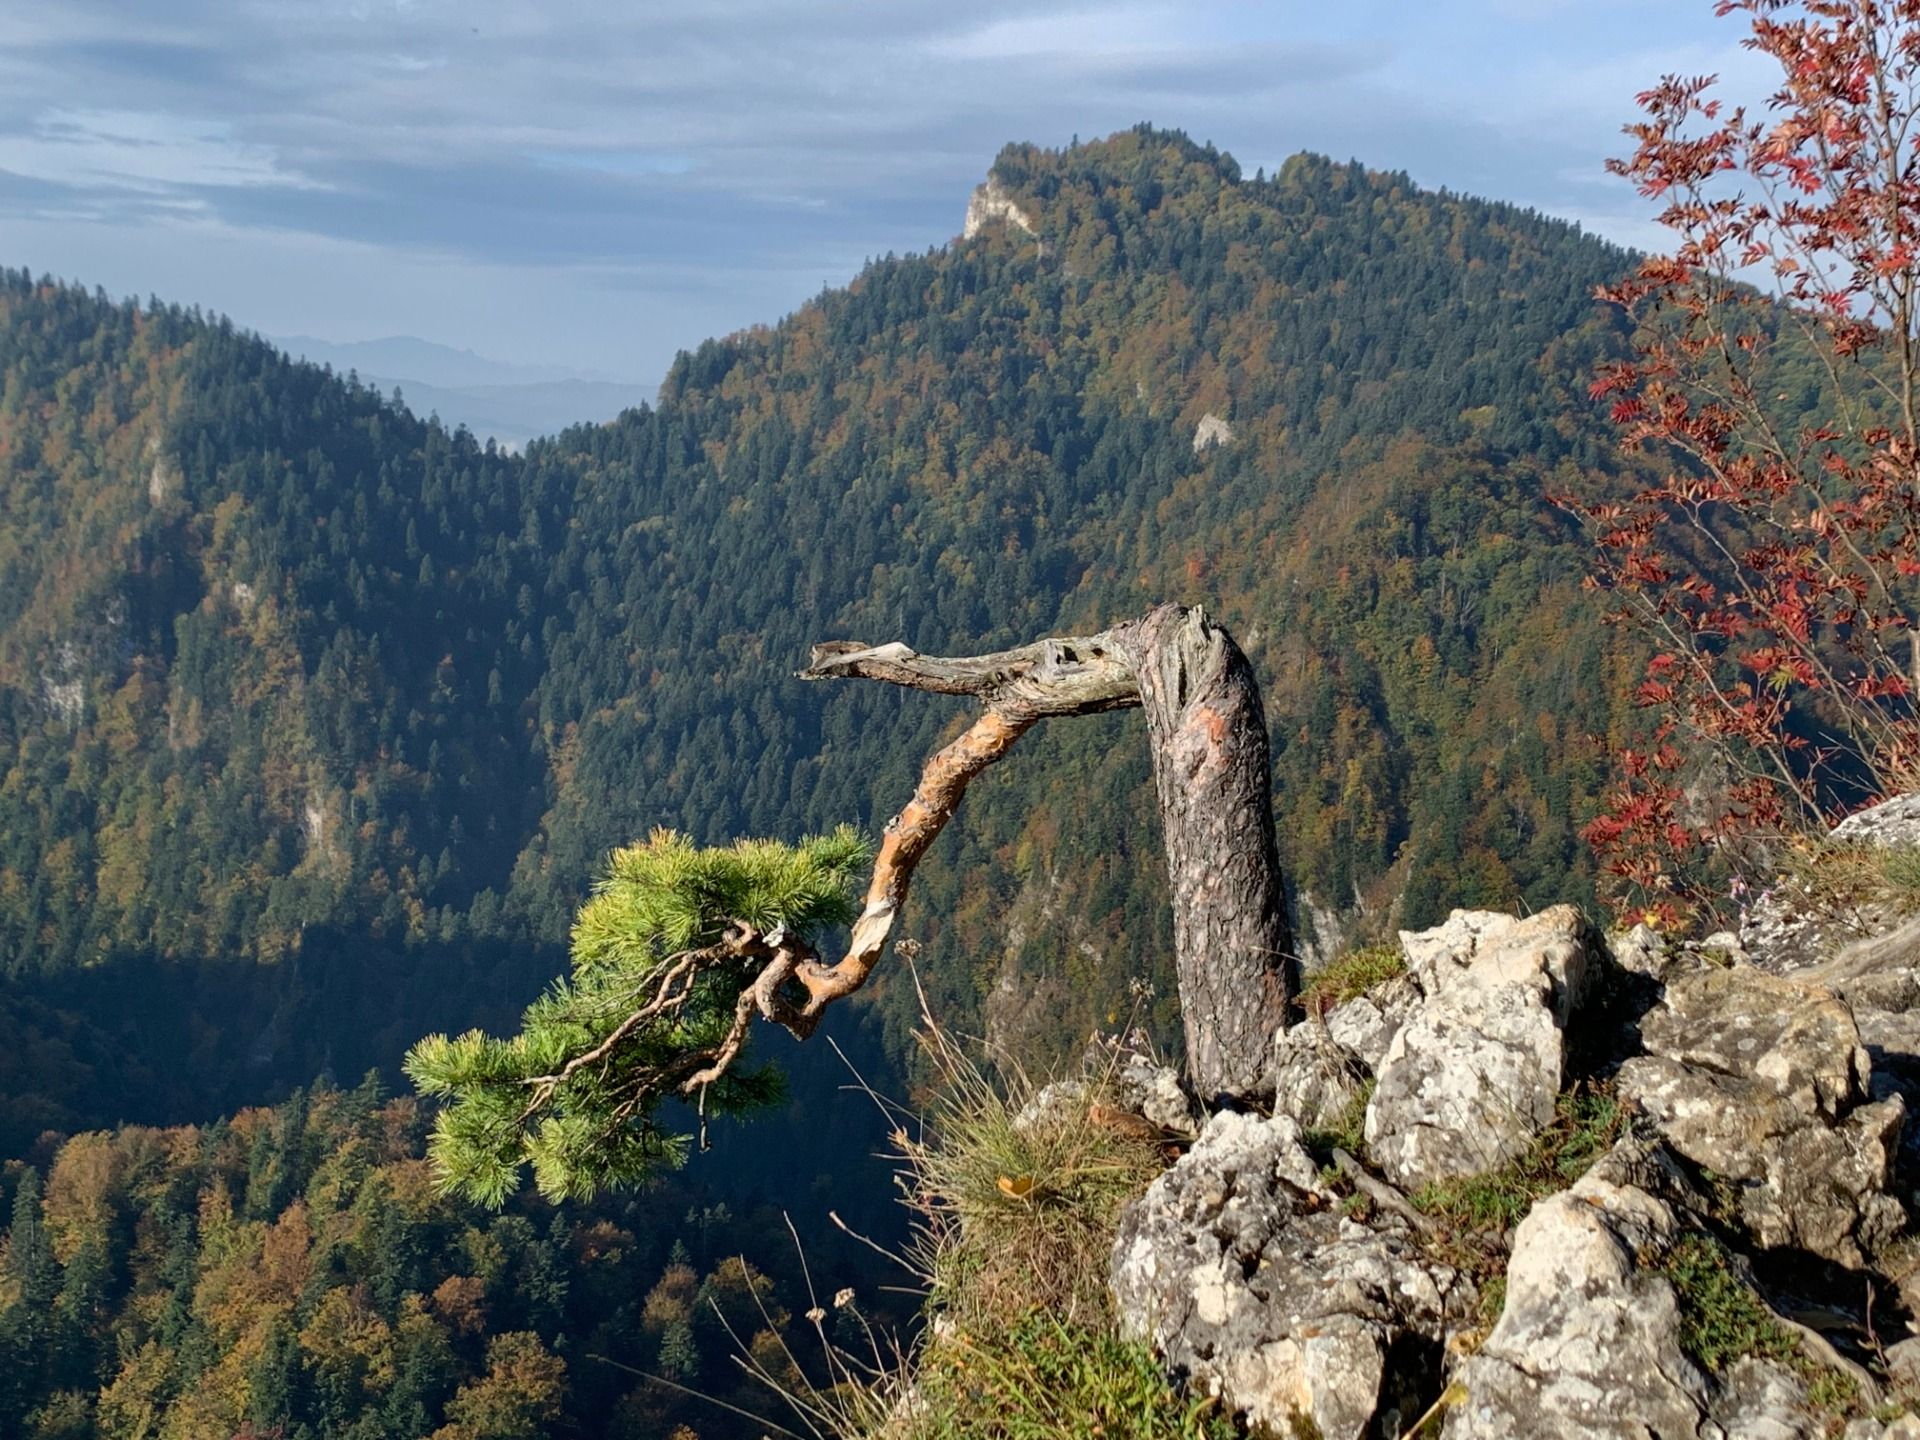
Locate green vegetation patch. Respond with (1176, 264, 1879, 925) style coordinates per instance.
(1663, 1233, 1798, 1373)
(899, 1309, 1238, 1440)
(1412, 1087, 1625, 1233)
(1301, 944, 1408, 1014)
(1663, 1233, 1859, 1426)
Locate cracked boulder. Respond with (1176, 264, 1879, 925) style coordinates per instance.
(1363, 906, 1603, 1190)
(1444, 1144, 1818, 1439)
(1111, 1110, 1475, 1440)
(1616, 965, 1906, 1266)
(1267, 1020, 1370, 1133)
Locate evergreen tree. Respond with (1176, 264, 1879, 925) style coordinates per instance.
(5, 1166, 57, 1311)
(407, 828, 867, 1203)
(656, 1319, 700, 1382)
(1, 1168, 58, 1418)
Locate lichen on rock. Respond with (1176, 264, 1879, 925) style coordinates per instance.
(1364, 905, 1603, 1191)
(1110, 1110, 1476, 1440)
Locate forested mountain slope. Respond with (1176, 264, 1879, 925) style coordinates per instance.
(0, 127, 1646, 1112)
(0, 1077, 887, 1439)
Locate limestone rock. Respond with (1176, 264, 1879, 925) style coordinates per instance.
(1833, 793, 1920, 848)
(1611, 922, 1673, 981)
(1266, 1022, 1369, 1133)
(1444, 1159, 1711, 1437)
(1445, 1149, 1820, 1439)
(1884, 1334, 1920, 1395)
(1192, 413, 1235, 452)
(1616, 966, 1906, 1266)
(1740, 792, 1920, 971)
(1017, 1035, 1201, 1139)
(1104, 1037, 1203, 1137)
(1111, 1110, 1473, 1440)
(961, 175, 1036, 240)
(1364, 906, 1601, 1190)
(1707, 1357, 1822, 1440)
(1321, 972, 1421, 1072)
(1397, 905, 1597, 1011)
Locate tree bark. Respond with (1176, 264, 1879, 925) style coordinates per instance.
(800, 602, 1293, 1098)
(1110, 606, 1292, 1097)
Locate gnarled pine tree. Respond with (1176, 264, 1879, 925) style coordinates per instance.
(409, 603, 1292, 1202)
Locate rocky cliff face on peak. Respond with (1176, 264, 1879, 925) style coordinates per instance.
(1101, 792, 1920, 1439)
(960, 173, 1038, 240)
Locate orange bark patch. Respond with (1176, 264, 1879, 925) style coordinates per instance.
(1190, 703, 1229, 746)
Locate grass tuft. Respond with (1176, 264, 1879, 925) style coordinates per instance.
(1301, 943, 1407, 1015)
(901, 1309, 1240, 1440)
(1780, 838, 1920, 922)
(1301, 1079, 1374, 1165)
(751, 1010, 1228, 1439)
(895, 1022, 1169, 1333)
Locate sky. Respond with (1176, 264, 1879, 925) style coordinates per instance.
(0, 0, 1771, 388)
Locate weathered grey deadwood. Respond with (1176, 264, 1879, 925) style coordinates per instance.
(1113, 606, 1293, 1096)
(799, 603, 1293, 1097)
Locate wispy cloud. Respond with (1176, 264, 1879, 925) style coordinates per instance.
(0, 108, 321, 202)
(0, 0, 1741, 378)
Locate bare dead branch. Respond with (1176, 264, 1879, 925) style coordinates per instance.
(799, 632, 1141, 717)
(796, 603, 1294, 1097)
(793, 706, 1040, 1014)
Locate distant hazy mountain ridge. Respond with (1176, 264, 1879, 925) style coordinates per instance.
(276, 333, 651, 449)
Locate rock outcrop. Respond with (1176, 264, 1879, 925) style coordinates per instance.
(962, 175, 1037, 241)
(1111, 1111, 1476, 1440)
(1617, 962, 1906, 1266)
(1445, 1142, 1816, 1439)
(1016, 1033, 1203, 1140)
(1364, 906, 1601, 1190)
(1112, 838, 1920, 1438)
(1192, 413, 1235, 452)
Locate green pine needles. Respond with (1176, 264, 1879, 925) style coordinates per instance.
(406, 826, 869, 1206)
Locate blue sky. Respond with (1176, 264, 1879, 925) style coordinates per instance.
(0, 1, 1764, 386)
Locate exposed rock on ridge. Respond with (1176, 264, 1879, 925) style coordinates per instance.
(1365, 905, 1600, 1190)
(1108, 800, 1920, 1437)
(962, 175, 1037, 240)
(1617, 962, 1905, 1267)
(1111, 1111, 1475, 1439)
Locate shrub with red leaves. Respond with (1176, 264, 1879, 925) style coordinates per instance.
(1566, 0, 1920, 921)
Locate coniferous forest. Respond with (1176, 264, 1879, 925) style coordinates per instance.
(0, 127, 1666, 1435)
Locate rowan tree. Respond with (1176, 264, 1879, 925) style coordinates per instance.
(1570, 0, 1920, 916)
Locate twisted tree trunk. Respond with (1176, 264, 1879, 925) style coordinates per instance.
(799, 602, 1292, 1098)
